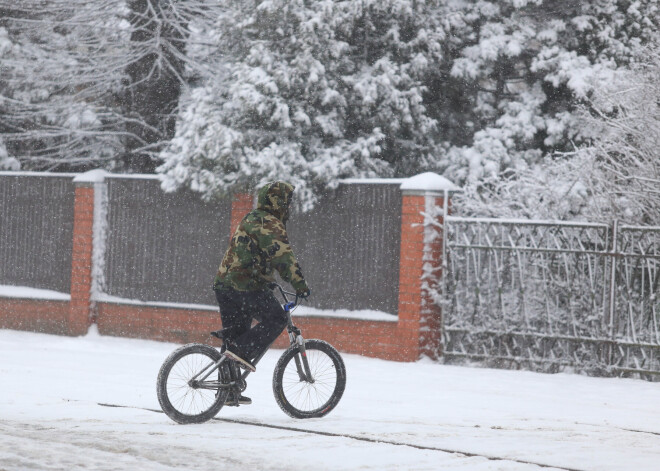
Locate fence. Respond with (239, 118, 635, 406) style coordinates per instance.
(442, 217, 660, 379)
(1, 170, 447, 361)
(4, 171, 660, 375)
(104, 176, 232, 306)
(5, 171, 660, 375)
(287, 183, 402, 313)
(0, 173, 75, 293)
(100, 176, 401, 311)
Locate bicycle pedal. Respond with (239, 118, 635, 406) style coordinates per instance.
(225, 393, 251, 406)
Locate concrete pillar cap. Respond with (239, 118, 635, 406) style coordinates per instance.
(73, 169, 109, 184)
(400, 172, 460, 194)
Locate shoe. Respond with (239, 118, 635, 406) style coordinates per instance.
(223, 346, 256, 372)
(225, 392, 252, 406)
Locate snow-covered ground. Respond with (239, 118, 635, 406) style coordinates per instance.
(1, 328, 659, 471)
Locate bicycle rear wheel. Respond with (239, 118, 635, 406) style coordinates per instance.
(272, 339, 346, 419)
(157, 343, 229, 424)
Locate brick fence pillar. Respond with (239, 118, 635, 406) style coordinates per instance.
(229, 192, 254, 237)
(398, 173, 459, 360)
(69, 170, 108, 335)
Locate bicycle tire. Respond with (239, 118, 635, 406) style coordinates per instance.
(157, 343, 229, 424)
(272, 339, 346, 419)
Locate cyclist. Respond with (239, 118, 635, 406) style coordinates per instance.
(213, 181, 310, 405)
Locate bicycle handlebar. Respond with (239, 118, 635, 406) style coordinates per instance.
(268, 282, 300, 307)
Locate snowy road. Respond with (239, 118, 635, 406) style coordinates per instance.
(1, 328, 659, 471)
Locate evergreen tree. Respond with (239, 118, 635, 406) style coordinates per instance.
(158, 0, 451, 208)
(159, 0, 659, 209)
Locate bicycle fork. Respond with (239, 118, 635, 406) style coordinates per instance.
(289, 330, 314, 383)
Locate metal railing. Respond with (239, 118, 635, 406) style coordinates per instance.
(441, 216, 660, 379)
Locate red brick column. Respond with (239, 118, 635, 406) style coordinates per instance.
(397, 194, 426, 360)
(69, 183, 95, 335)
(229, 192, 254, 237)
(397, 173, 458, 360)
(419, 194, 445, 359)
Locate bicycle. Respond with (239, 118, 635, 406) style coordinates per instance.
(156, 283, 347, 424)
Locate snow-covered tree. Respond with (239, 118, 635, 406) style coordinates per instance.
(576, 45, 660, 225)
(442, 0, 659, 187)
(454, 44, 660, 226)
(0, 0, 225, 172)
(2, 0, 658, 211)
(0, 2, 128, 170)
(158, 0, 452, 207)
(160, 0, 659, 209)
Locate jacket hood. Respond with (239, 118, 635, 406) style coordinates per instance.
(257, 181, 295, 222)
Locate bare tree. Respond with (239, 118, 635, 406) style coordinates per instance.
(0, 0, 225, 172)
(579, 47, 660, 225)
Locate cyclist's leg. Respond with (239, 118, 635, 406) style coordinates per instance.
(215, 288, 252, 343)
(233, 289, 287, 360)
(214, 289, 254, 403)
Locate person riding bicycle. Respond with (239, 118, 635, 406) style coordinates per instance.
(213, 181, 310, 405)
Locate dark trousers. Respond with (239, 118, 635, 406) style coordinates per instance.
(215, 287, 288, 361)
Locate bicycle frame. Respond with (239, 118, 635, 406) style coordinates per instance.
(190, 283, 313, 391)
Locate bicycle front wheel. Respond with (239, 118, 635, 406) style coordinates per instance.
(157, 343, 229, 424)
(272, 339, 346, 419)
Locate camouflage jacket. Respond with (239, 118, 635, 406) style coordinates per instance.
(214, 182, 309, 294)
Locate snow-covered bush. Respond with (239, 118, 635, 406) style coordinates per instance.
(0, 137, 19, 170)
(576, 46, 660, 225)
(442, 0, 659, 187)
(453, 43, 660, 226)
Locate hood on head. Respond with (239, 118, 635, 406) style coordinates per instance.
(257, 181, 295, 222)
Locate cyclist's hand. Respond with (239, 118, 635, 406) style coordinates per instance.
(297, 288, 311, 299)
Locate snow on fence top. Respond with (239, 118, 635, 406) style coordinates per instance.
(400, 172, 460, 193)
(0, 285, 71, 301)
(340, 178, 406, 184)
(0, 171, 465, 194)
(71, 170, 161, 183)
(0, 171, 79, 178)
(105, 174, 161, 180)
(446, 215, 609, 228)
(73, 169, 110, 183)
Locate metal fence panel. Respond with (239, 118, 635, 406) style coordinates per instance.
(610, 226, 660, 374)
(442, 217, 660, 379)
(287, 183, 401, 314)
(105, 180, 401, 314)
(104, 177, 232, 305)
(0, 174, 75, 293)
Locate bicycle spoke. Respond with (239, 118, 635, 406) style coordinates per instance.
(166, 352, 219, 416)
(280, 346, 339, 413)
